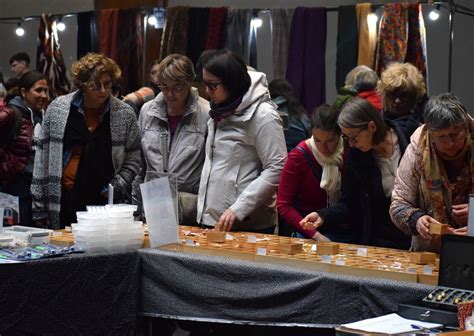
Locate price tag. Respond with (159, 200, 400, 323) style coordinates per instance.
(256, 247, 267, 255)
(52, 231, 63, 236)
(185, 239, 196, 246)
(311, 244, 317, 252)
(335, 259, 346, 266)
(321, 255, 332, 264)
(225, 234, 234, 241)
(423, 265, 433, 275)
(247, 235, 257, 243)
(357, 247, 368, 257)
(406, 266, 417, 274)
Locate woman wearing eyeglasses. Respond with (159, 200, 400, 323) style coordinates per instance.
(196, 49, 287, 233)
(390, 94, 471, 252)
(133, 54, 210, 225)
(31, 53, 141, 229)
(302, 97, 411, 249)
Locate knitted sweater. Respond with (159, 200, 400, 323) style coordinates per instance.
(31, 91, 141, 229)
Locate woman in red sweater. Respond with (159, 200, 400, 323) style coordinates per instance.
(277, 104, 349, 241)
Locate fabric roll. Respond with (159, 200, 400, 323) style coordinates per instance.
(205, 7, 228, 50)
(286, 7, 326, 113)
(375, 3, 409, 76)
(225, 9, 252, 65)
(405, 4, 427, 81)
(77, 11, 99, 59)
(36, 14, 71, 98)
(356, 3, 377, 68)
(160, 6, 190, 59)
(98, 9, 119, 62)
(187, 8, 210, 66)
(336, 5, 359, 91)
(271, 8, 294, 80)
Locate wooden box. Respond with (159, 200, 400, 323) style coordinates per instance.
(278, 243, 303, 255)
(207, 231, 226, 243)
(410, 252, 437, 264)
(316, 243, 339, 255)
(429, 222, 451, 235)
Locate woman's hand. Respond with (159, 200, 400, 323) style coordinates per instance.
(299, 212, 324, 231)
(416, 215, 436, 239)
(215, 209, 236, 232)
(312, 231, 331, 242)
(452, 226, 468, 236)
(452, 204, 468, 226)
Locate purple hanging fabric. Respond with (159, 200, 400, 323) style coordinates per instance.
(286, 7, 326, 113)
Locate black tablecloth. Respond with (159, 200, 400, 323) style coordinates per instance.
(139, 248, 434, 327)
(0, 250, 140, 335)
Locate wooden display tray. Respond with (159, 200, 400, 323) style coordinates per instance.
(50, 226, 439, 285)
(158, 226, 439, 285)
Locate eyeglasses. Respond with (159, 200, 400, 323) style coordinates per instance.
(341, 127, 366, 144)
(203, 80, 222, 91)
(88, 80, 113, 91)
(158, 82, 187, 94)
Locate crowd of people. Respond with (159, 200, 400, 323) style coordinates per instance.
(1, 49, 471, 253)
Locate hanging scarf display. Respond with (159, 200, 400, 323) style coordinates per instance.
(307, 135, 344, 205)
(37, 14, 71, 98)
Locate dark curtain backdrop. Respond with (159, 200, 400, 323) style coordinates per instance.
(336, 5, 359, 92)
(160, 6, 190, 59)
(205, 7, 228, 50)
(187, 8, 210, 66)
(77, 11, 99, 59)
(225, 9, 252, 65)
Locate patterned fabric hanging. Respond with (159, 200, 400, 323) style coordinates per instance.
(375, 3, 427, 79)
(271, 8, 294, 80)
(160, 7, 190, 59)
(37, 14, 71, 98)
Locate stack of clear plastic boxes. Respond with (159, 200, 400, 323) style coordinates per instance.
(72, 204, 143, 250)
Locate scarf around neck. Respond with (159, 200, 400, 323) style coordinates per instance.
(209, 96, 242, 123)
(421, 126, 473, 225)
(307, 135, 344, 205)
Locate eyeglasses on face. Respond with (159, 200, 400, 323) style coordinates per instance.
(341, 127, 366, 144)
(158, 82, 187, 94)
(203, 80, 222, 91)
(88, 80, 113, 91)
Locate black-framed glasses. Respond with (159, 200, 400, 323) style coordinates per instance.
(203, 80, 222, 91)
(157, 82, 187, 94)
(88, 80, 113, 91)
(341, 127, 366, 144)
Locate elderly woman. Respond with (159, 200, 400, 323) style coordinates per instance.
(134, 54, 209, 225)
(302, 97, 411, 248)
(277, 104, 348, 241)
(378, 62, 427, 135)
(1, 71, 48, 226)
(391, 93, 470, 252)
(31, 53, 141, 229)
(197, 49, 287, 233)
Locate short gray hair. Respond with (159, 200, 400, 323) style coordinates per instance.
(345, 65, 379, 92)
(424, 93, 469, 131)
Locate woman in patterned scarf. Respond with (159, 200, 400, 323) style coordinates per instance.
(391, 93, 471, 252)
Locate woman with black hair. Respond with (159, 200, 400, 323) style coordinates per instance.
(269, 78, 311, 153)
(1, 71, 48, 226)
(196, 49, 287, 233)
